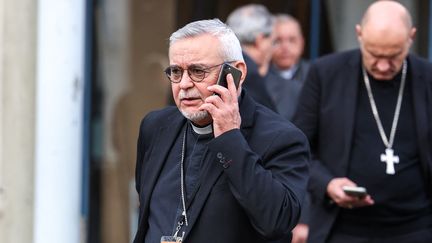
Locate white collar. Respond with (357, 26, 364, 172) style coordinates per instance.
(278, 64, 299, 80)
(190, 122, 213, 135)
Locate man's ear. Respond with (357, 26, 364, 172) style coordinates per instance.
(409, 27, 417, 44)
(355, 24, 362, 42)
(235, 62, 247, 82)
(234, 61, 247, 89)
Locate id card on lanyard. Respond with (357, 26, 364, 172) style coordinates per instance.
(161, 236, 182, 243)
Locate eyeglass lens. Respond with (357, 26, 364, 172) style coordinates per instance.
(165, 63, 226, 83)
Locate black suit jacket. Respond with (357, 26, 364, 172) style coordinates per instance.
(293, 49, 432, 243)
(134, 91, 310, 243)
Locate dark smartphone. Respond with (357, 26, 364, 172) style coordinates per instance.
(216, 63, 242, 89)
(342, 186, 367, 198)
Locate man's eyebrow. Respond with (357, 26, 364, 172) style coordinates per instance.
(366, 48, 404, 58)
(189, 63, 208, 67)
(169, 63, 213, 69)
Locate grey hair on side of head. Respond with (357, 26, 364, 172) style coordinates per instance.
(169, 18, 244, 62)
(226, 4, 273, 45)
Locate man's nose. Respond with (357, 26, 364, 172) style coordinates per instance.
(178, 70, 194, 89)
(376, 59, 391, 72)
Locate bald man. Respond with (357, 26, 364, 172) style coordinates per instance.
(293, 1, 432, 242)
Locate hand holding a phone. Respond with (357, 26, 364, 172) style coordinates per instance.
(326, 177, 374, 209)
(200, 64, 243, 137)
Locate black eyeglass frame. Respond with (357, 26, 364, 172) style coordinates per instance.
(164, 61, 235, 83)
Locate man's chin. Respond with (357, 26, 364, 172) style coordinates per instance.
(180, 109, 210, 123)
(372, 73, 394, 81)
(277, 61, 295, 69)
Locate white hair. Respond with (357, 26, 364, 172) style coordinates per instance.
(169, 18, 244, 62)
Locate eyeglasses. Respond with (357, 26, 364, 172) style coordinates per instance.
(164, 62, 227, 83)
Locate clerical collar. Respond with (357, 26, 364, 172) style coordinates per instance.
(189, 122, 213, 135)
(277, 63, 299, 80)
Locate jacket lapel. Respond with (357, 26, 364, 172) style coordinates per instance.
(408, 55, 432, 188)
(137, 111, 186, 238)
(340, 51, 362, 171)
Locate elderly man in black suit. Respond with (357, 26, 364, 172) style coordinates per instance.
(133, 18, 310, 243)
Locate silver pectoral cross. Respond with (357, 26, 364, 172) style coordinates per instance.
(380, 148, 399, 175)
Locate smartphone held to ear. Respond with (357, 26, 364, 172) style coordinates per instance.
(216, 63, 242, 89)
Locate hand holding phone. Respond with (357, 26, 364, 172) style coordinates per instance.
(342, 186, 367, 198)
(204, 63, 243, 138)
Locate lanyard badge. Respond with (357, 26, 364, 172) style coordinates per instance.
(161, 235, 182, 243)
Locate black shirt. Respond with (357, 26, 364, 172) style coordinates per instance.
(145, 123, 213, 243)
(335, 69, 432, 237)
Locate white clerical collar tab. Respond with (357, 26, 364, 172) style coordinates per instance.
(190, 123, 213, 135)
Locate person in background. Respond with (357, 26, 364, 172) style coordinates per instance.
(133, 18, 310, 243)
(266, 14, 309, 121)
(293, 1, 432, 242)
(226, 4, 277, 111)
(265, 14, 310, 243)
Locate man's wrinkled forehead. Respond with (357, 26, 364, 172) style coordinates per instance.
(169, 35, 223, 64)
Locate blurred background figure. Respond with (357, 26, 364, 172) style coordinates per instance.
(226, 4, 277, 111)
(266, 14, 309, 121)
(265, 14, 310, 243)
